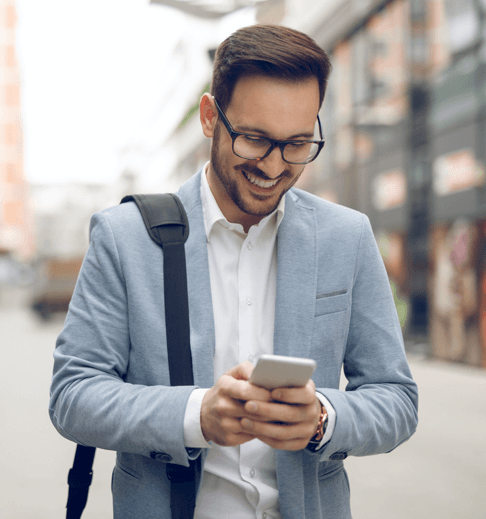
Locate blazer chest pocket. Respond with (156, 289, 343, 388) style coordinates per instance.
(315, 290, 349, 316)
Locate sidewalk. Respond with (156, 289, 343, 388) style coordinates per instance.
(346, 353, 486, 519)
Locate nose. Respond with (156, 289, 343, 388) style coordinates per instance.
(257, 146, 286, 179)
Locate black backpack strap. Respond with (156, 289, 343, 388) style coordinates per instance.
(122, 194, 197, 519)
(66, 445, 95, 519)
(66, 193, 196, 519)
(122, 194, 189, 252)
(122, 194, 193, 387)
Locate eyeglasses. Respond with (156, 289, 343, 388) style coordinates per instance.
(214, 98, 325, 165)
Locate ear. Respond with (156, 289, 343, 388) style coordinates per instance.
(200, 93, 217, 138)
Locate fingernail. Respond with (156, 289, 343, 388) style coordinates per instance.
(248, 403, 257, 412)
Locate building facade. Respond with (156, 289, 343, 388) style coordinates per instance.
(0, 0, 34, 261)
(134, 0, 486, 367)
(313, 0, 486, 367)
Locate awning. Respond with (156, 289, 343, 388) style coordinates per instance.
(150, 0, 269, 19)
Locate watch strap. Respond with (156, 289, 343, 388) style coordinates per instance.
(307, 402, 328, 452)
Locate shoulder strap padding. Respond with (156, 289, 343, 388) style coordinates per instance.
(120, 193, 189, 247)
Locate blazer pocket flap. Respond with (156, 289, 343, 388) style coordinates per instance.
(315, 290, 349, 316)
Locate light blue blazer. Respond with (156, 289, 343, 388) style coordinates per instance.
(49, 169, 418, 519)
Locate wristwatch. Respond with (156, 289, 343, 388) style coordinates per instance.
(307, 402, 328, 452)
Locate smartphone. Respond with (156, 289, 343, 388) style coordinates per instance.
(248, 354, 317, 391)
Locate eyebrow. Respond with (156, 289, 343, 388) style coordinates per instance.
(235, 125, 316, 140)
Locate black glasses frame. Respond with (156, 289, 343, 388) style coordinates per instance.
(213, 98, 325, 165)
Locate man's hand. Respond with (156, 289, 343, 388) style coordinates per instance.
(240, 379, 321, 451)
(200, 362, 272, 447)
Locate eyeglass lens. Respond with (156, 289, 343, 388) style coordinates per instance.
(233, 135, 320, 164)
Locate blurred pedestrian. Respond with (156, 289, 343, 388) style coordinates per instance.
(49, 24, 418, 519)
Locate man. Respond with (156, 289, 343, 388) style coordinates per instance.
(50, 24, 418, 519)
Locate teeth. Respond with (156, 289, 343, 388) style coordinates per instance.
(244, 171, 279, 188)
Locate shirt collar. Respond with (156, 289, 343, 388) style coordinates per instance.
(200, 162, 285, 241)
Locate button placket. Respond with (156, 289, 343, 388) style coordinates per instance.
(204, 186, 283, 518)
(233, 220, 281, 517)
(238, 235, 256, 365)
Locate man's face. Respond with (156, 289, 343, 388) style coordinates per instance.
(205, 75, 320, 230)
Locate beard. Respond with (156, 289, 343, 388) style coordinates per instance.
(210, 123, 303, 219)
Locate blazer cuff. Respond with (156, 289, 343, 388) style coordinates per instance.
(183, 388, 212, 449)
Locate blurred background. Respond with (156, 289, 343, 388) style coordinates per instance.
(1, 0, 485, 517)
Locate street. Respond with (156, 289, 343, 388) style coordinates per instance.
(0, 307, 485, 519)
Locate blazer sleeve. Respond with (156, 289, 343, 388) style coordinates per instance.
(48, 210, 200, 467)
(314, 214, 418, 461)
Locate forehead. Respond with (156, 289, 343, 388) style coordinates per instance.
(225, 75, 320, 140)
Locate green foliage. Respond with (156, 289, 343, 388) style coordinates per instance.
(390, 280, 408, 329)
(178, 82, 211, 129)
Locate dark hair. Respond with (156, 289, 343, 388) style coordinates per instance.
(211, 24, 332, 112)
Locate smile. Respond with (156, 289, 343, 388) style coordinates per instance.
(243, 170, 280, 189)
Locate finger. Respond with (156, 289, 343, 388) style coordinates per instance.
(271, 381, 316, 405)
(226, 361, 255, 381)
(218, 415, 263, 445)
(211, 394, 247, 418)
(213, 426, 257, 447)
(224, 378, 272, 403)
(221, 416, 257, 436)
(201, 393, 258, 446)
(243, 400, 314, 424)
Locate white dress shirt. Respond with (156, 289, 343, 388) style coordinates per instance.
(183, 164, 335, 518)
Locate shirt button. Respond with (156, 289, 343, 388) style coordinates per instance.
(246, 297, 253, 306)
(250, 469, 255, 478)
(247, 242, 253, 250)
(263, 513, 267, 519)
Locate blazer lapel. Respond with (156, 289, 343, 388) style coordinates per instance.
(273, 192, 317, 516)
(273, 191, 317, 360)
(275, 450, 305, 518)
(178, 171, 215, 389)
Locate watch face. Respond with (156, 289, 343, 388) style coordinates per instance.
(308, 408, 329, 451)
(322, 413, 328, 428)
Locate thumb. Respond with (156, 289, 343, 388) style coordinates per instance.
(226, 361, 255, 381)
